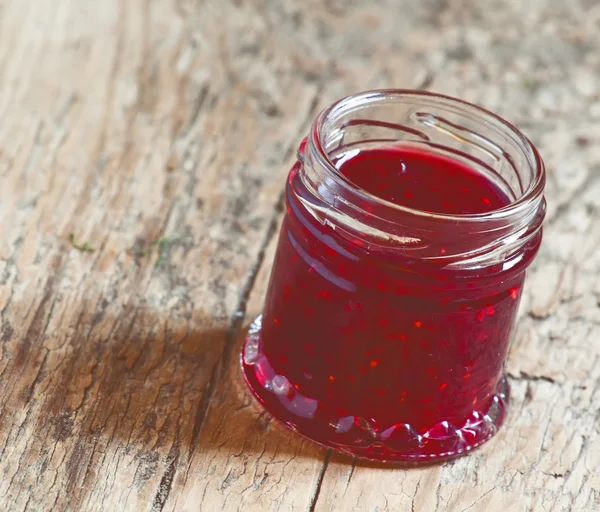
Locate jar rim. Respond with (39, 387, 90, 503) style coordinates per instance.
(309, 89, 546, 223)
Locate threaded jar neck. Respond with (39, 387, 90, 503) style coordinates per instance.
(295, 89, 546, 271)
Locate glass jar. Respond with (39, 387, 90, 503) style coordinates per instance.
(241, 90, 546, 462)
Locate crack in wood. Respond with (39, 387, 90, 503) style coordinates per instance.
(151, 444, 180, 512)
(343, 456, 357, 495)
(307, 449, 331, 512)
(507, 371, 558, 385)
(180, 83, 210, 138)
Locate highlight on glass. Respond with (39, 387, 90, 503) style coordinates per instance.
(241, 90, 546, 462)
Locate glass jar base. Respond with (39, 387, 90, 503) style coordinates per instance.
(241, 315, 510, 463)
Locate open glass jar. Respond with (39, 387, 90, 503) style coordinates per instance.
(242, 90, 546, 462)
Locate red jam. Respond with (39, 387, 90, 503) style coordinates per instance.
(337, 147, 510, 214)
(242, 144, 541, 461)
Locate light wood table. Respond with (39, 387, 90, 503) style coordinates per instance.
(1, 0, 599, 510)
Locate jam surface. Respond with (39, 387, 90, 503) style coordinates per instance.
(337, 147, 509, 214)
(243, 146, 532, 461)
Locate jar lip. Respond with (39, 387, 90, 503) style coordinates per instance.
(310, 89, 546, 222)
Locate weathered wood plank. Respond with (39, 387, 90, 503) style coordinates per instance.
(0, 0, 599, 510)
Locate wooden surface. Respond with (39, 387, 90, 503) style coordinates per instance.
(0, 0, 599, 510)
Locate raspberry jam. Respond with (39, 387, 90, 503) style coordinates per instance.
(337, 147, 510, 214)
(242, 91, 546, 462)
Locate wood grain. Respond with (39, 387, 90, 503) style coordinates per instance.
(0, 0, 599, 510)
